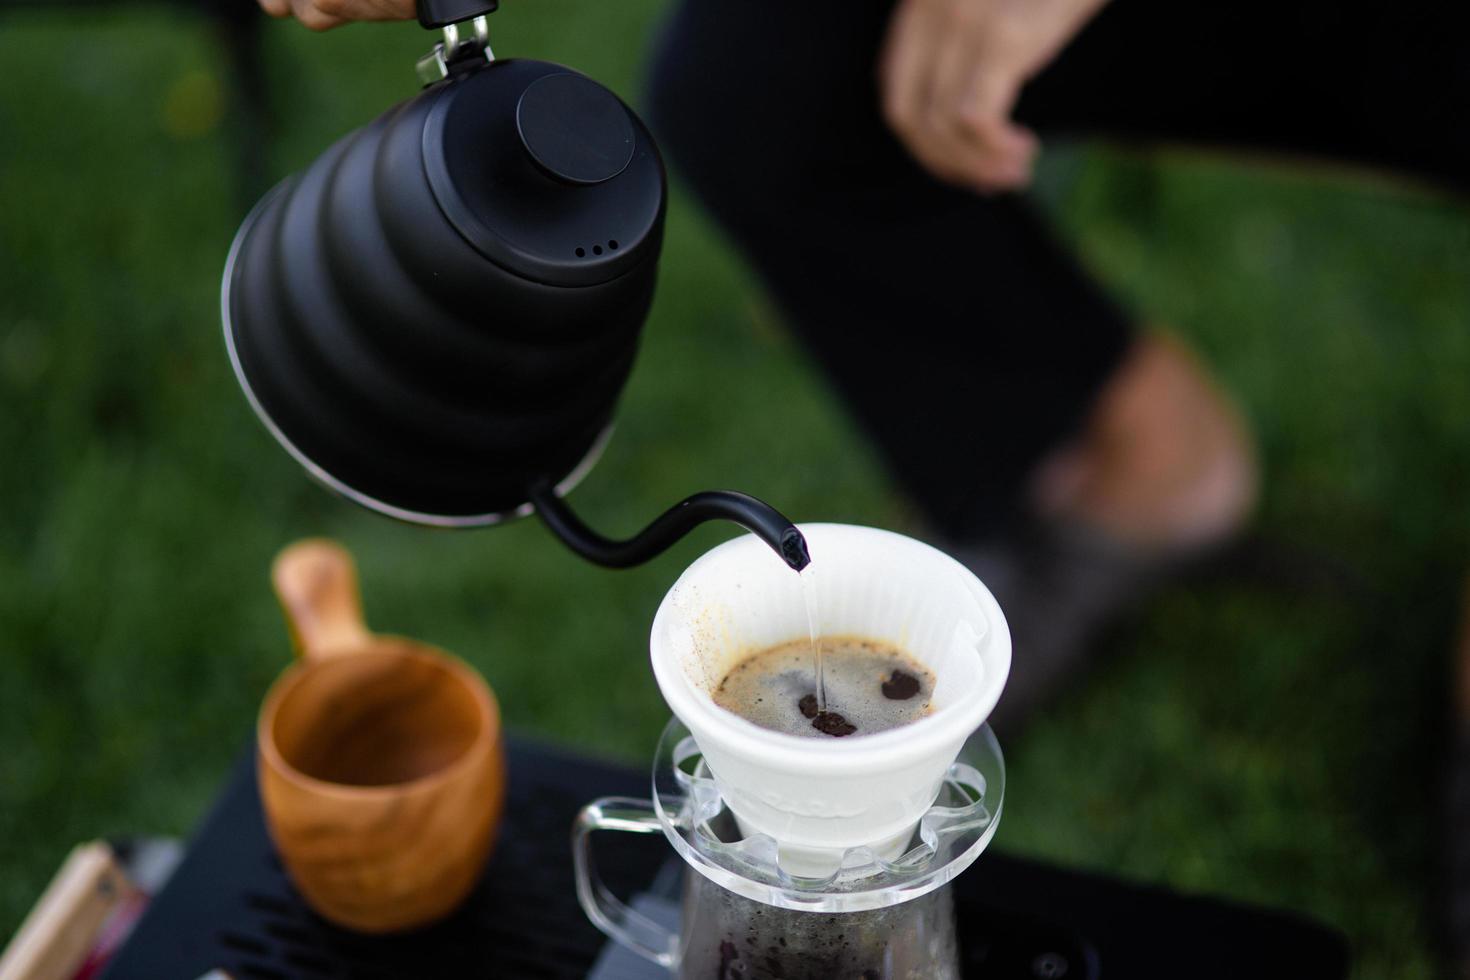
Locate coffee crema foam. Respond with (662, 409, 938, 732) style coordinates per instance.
(712, 636, 934, 738)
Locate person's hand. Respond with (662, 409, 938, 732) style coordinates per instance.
(258, 0, 412, 31)
(879, 0, 1107, 193)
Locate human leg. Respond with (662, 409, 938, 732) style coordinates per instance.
(645, 0, 1138, 541)
(645, 0, 1259, 736)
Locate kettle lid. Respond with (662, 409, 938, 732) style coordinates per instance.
(423, 59, 665, 288)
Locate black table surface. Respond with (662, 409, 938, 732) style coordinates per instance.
(103, 735, 1349, 979)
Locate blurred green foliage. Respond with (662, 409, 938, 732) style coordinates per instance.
(0, 6, 1466, 978)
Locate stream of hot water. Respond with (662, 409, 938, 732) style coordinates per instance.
(799, 563, 826, 713)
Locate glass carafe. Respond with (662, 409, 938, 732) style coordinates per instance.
(573, 719, 1005, 978)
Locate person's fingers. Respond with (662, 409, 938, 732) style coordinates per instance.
(290, 0, 346, 31)
(878, 1, 929, 142)
(923, 27, 989, 172)
(881, 5, 973, 185)
(881, 0, 1044, 192)
(363, 0, 416, 20)
(262, 0, 411, 24)
(928, 8, 983, 127)
(907, 51, 1033, 193)
(963, 119, 1038, 190)
(954, 68, 1039, 190)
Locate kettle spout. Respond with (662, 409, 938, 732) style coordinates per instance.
(778, 526, 811, 571)
(529, 482, 810, 572)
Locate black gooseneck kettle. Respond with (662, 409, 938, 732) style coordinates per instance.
(222, 0, 810, 571)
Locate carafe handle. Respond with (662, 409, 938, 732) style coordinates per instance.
(572, 797, 679, 969)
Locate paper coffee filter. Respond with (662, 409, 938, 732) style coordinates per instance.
(650, 523, 1010, 876)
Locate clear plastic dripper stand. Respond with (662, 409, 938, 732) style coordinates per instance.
(574, 717, 1005, 978)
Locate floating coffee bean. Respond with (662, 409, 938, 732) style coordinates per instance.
(881, 669, 920, 701)
(811, 711, 857, 737)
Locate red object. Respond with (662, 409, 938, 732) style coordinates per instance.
(73, 890, 149, 980)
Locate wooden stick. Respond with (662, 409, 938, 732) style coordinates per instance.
(0, 842, 136, 980)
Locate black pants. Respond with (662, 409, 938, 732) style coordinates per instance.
(646, 0, 1469, 540)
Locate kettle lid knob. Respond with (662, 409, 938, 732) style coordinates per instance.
(515, 73, 636, 186)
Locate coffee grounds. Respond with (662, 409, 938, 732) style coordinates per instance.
(881, 669, 920, 700)
(810, 710, 857, 737)
(798, 693, 857, 736)
(713, 636, 933, 739)
(718, 939, 738, 979)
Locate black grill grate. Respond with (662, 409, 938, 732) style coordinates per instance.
(104, 735, 1351, 980)
(103, 738, 659, 979)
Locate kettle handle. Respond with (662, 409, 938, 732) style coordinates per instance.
(414, 1, 497, 85)
(417, 0, 497, 29)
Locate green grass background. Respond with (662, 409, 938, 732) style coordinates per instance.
(1, 5, 1468, 977)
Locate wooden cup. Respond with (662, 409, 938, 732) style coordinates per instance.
(257, 539, 506, 933)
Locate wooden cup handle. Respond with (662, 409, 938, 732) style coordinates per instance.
(272, 539, 374, 661)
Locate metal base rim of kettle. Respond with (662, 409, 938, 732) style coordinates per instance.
(219, 180, 612, 530)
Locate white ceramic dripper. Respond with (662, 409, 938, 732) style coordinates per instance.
(650, 523, 1010, 877)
